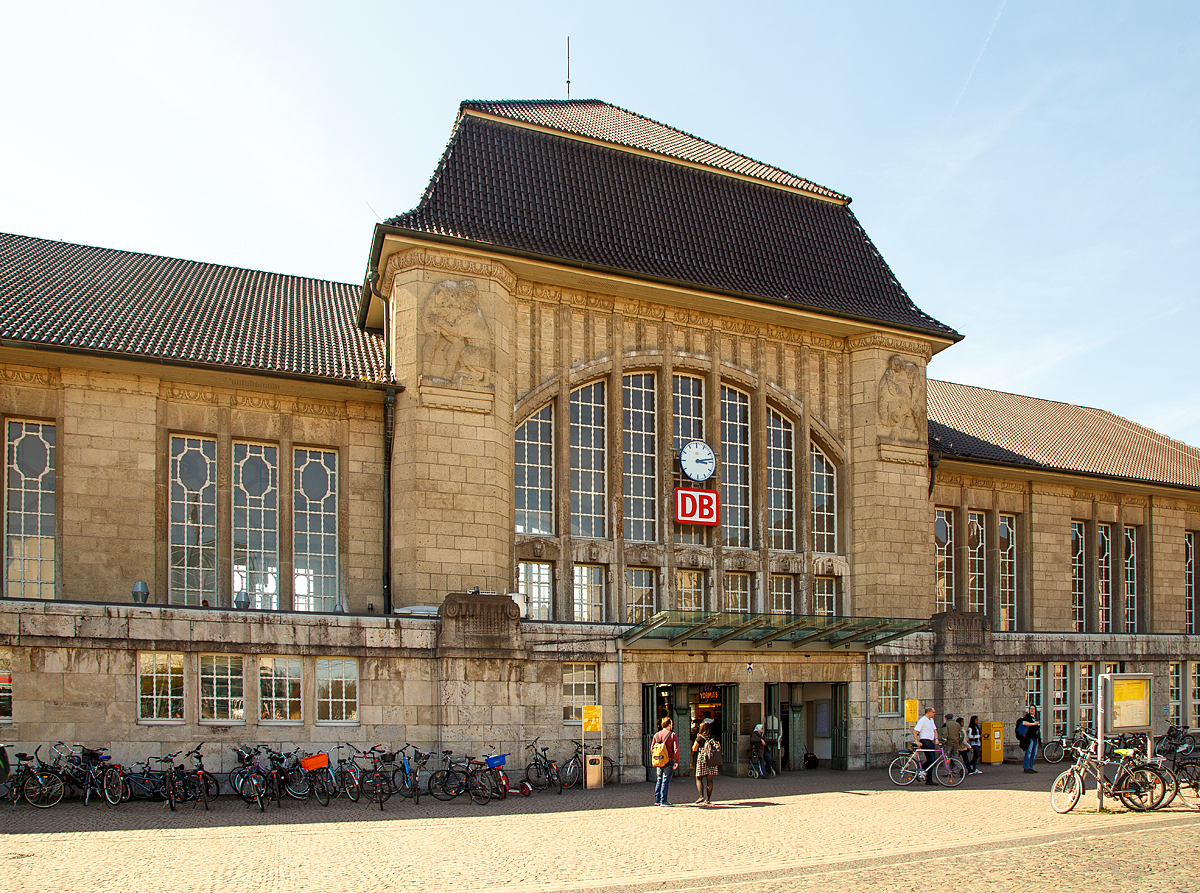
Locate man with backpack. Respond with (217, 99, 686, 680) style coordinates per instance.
(651, 716, 680, 806)
(1017, 708, 1041, 773)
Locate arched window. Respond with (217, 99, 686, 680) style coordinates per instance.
(570, 382, 606, 539)
(766, 409, 795, 551)
(515, 404, 554, 535)
(622, 373, 656, 542)
(672, 374, 705, 546)
(810, 443, 837, 554)
(720, 386, 751, 548)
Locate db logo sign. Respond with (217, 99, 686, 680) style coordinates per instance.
(674, 488, 720, 526)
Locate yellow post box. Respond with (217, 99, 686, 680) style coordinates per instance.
(981, 720, 1004, 763)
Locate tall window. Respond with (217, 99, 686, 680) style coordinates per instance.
(672, 375, 705, 546)
(622, 374, 656, 542)
(1071, 522, 1085, 632)
(724, 572, 751, 613)
(769, 574, 794, 614)
(766, 411, 794, 551)
(967, 512, 985, 614)
(199, 654, 244, 723)
(1025, 663, 1043, 715)
(1097, 524, 1112, 633)
(233, 443, 279, 610)
(570, 383, 606, 539)
(720, 387, 751, 548)
(169, 435, 216, 605)
(626, 567, 655, 623)
(573, 564, 604, 622)
(316, 658, 359, 724)
(562, 663, 597, 722)
(1187, 532, 1196, 636)
(1051, 663, 1069, 738)
(293, 448, 339, 612)
(676, 569, 704, 611)
(810, 444, 837, 554)
(0, 646, 11, 721)
(935, 509, 954, 612)
(999, 514, 1016, 630)
(518, 561, 553, 621)
(260, 656, 302, 722)
(1079, 664, 1096, 734)
(139, 652, 184, 721)
(814, 576, 836, 617)
(879, 664, 901, 715)
(515, 405, 554, 536)
(4, 420, 55, 599)
(1124, 526, 1138, 633)
(1169, 662, 1182, 727)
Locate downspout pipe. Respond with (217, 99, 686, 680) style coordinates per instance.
(382, 388, 396, 615)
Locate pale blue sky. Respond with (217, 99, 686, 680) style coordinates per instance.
(2, 2, 1197, 445)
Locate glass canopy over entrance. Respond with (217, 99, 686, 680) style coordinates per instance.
(620, 610, 928, 652)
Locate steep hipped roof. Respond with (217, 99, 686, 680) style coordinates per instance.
(385, 101, 959, 341)
(928, 379, 1200, 490)
(0, 233, 388, 384)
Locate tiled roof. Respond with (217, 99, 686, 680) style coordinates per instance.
(460, 100, 848, 201)
(928, 380, 1200, 489)
(0, 233, 388, 383)
(389, 108, 959, 340)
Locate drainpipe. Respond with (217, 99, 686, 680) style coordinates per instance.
(864, 650, 872, 770)
(383, 388, 396, 614)
(927, 452, 940, 498)
(616, 641, 624, 784)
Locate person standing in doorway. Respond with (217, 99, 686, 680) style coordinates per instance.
(693, 719, 720, 804)
(652, 717, 680, 806)
(1020, 708, 1042, 773)
(913, 707, 940, 786)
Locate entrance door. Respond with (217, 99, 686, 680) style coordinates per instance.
(720, 684, 739, 776)
(642, 683, 657, 782)
(831, 682, 850, 771)
(672, 684, 691, 773)
(788, 683, 806, 770)
(765, 682, 782, 772)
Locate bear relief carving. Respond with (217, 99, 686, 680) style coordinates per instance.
(877, 354, 923, 442)
(419, 279, 493, 387)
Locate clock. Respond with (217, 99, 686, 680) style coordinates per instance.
(679, 440, 716, 482)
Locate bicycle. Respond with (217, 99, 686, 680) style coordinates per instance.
(324, 744, 361, 802)
(183, 744, 220, 809)
(392, 744, 430, 804)
(1050, 733, 1168, 813)
(358, 745, 395, 810)
(298, 751, 331, 806)
(229, 746, 268, 811)
(0, 745, 65, 808)
(51, 742, 113, 806)
(887, 743, 967, 787)
(560, 740, 616, 789)
(428, 750, 468, 801)
(1155, 723, 1197, 758)
(524, 737, 563, 794)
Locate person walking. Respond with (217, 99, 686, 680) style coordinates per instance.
(913, 707, 940, 786)
(692, 719, 721, 804)
(966, 716, 983, 775)
(1019, 707, 1041, 773)
(941, 714, 967, 777)
(651, 717, 680, 806)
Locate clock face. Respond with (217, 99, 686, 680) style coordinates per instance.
(679, 440, 716, 482)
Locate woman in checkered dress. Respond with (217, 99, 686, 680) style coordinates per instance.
(692, 719, 719, 804)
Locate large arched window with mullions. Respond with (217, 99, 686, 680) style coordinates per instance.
(570, 382, 606, 539)
(515, 404, 554, 536)
(810, 443, 837, 554)
(766, 410, 795, 551)
(720, 386, 752, 548)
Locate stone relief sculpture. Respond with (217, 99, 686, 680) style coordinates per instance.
(877, 354, 923, 441)
(419, 279, 492, 386)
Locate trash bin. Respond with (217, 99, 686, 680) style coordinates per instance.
(585, 754, 604, 789)
(981, 720, 1004, 763)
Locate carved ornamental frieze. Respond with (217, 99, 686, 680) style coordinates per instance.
(437, 591, 522, 652)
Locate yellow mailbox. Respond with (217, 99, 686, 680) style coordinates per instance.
(981, 720, 1004, 763)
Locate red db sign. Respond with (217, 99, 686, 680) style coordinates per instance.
(675, 488, 720, 526)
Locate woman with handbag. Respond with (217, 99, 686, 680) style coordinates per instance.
(692, 718, 721, 805)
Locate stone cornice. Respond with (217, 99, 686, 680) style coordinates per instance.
(384, 247, 518, 296)
(847, 333, 933, 361)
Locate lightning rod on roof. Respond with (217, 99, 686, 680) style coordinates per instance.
(566, 36, 571, 98)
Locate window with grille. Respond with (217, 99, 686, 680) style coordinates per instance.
(935, 509, 954, 612)
(1097, 524, 1112, 633)
(626, 567, 655, 623)
(1124, 526, 1138, 633)
(1025, 663, 1042, 715)
(672, 375, 705, 546)
(199, 654, 244, 723)
(139, 652, 184, 721)
(998, 514, 1016, 630)
(0, 647, 11, 721)
(570, 383, 606, 539)
(1071, 522, 1085, 632)
(169, 435, 216, 605)
(1051, 663, 1069, 738)
(769, 574, 794, 614)
(293, 448, 339, 612)
(814, 576, 837, 617)
(811, 444, 837, 554)
(766, 410, 794, 551)
(515, 405, 554, 536)
(233, 443, 279, 610)
(1078, 664, 1096, 734)
(1188, 532, 1196, 635)
(572, 564, 604, 622)
(967, 512, 985, 614)
(518, 561, 553, 621)
(879, 664, 900, 715)
(260, 656, 302, 722)
(1169, 662, 1182, 727)
(720, 386, 751, 549)
(724, 572, 751, 613)
(562, 663, 597, 722)
(676, 569, 704, 611)
(316, 658, 358, 723)
(4, 420, 55, 599)
(622, 374, 656, 542)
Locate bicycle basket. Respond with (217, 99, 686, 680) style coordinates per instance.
(300, 753, 329, 771)
(486, 753, 509, 769)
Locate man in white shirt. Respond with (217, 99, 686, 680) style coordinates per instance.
(912, 707, 940, 786)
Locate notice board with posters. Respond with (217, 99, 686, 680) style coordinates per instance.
(1100, 673, 1153, 734)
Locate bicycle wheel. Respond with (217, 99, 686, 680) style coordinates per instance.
(561, 758, 582, 789)
(525, 760, 549, 790)
(249, 773, 265, 812)
(1176, 762, 1200, 810)
(285, 767, 310, 799)
(103, 767, 124, 806)
(1117, 766, 1164, 812)
(1051, 769, 1082, 813)
(165, 775, 176, 812)
(1042, 741, 1065, 764)
(1153, 764, 1178, 809)
(312, 773, 330, 806)
(410, 769, 420, 805)
(341, 765, 361, 802)
(550, 764, 563, 794)
(1181, 735, 1198, 756)
(428, 769, 453, 801)
(468, 770, 493, 805)
(202, 773, 220, 801)
(888, 755, 918, 786)
(23, 770, 65, 808)
(603, 757, 616, 785)
(936, 756, 967, 787)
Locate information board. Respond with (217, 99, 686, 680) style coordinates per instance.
(1100, 673, 1153, 733)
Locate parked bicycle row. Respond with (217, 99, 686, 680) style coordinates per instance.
(0, 737, 617, 811)
(1050, 729, 1200, 813)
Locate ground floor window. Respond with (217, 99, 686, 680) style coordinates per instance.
(1078, 663, 1096, 734)
(769, 575, 794, 614)
(878, 663, 900, 715)
(139, 652, 184, 721)
(518, 561, 553, 620)
(563, 663, 597, 722)
(1169, 662, 1182, 727)
(199, 654, 244, 723)
(1025, 663, 1042, 715)
(814, 576, 836, 617)
(0, 647, 11, 720)
(573, 565, 605, 622)
(1193, 664, 1200, 731)
(625, 567, 655, 623)
(316, 658, 359, 724)
(724, 572, 750, 613)
(1051, 663, 1069, 738)
(260, 656, 302, 722)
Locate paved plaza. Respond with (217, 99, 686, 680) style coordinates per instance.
(2, 762, 1198, 893)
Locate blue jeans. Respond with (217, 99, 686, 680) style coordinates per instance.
(1023, 739, 1038, 769)
(654, 765, 674, 803)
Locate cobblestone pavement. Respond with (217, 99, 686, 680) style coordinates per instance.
(2, 762, 1197, 893)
